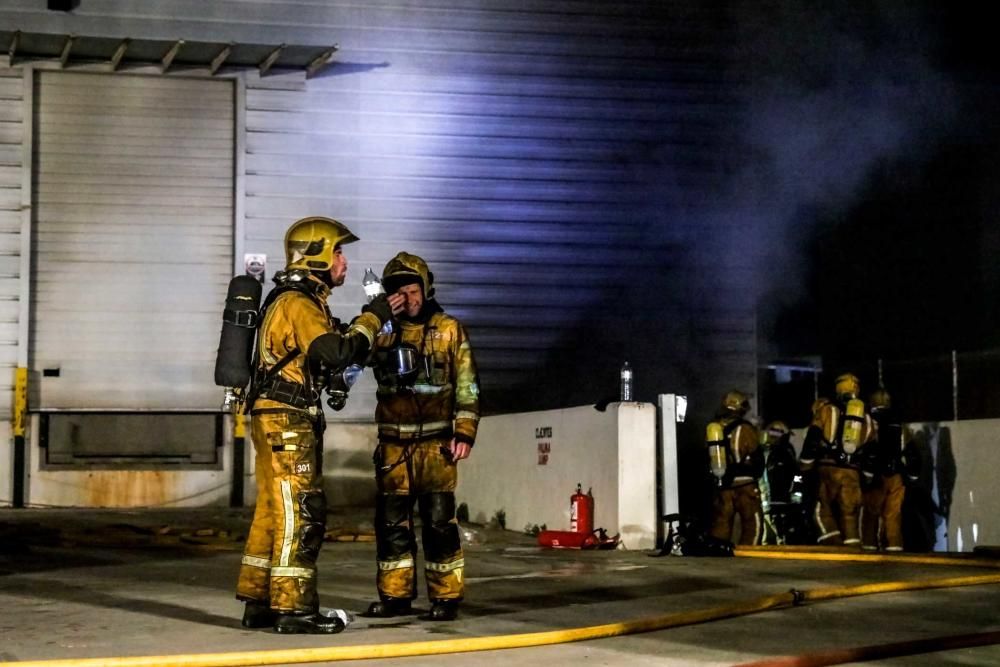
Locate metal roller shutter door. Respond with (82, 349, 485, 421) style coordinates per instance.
(31, 71, 233, 411)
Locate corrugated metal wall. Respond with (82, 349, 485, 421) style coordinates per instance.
(0, 1, 755, 428)
(234, 1, 753, 422)
(31, 71, 234, 410)
(0, 68, 23, 421)
(0, 66, 22, 506)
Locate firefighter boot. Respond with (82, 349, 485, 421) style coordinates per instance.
(273, 612, 346, 634)
(241, 601, 277, 629)
(429, 599, 459, 621)
(363, 597, 413, 618)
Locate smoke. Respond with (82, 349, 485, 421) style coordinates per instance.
(480, 3, 966, 416)
(725, 2, 958, 331)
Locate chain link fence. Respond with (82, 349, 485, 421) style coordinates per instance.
(759, 349, 1000, 426)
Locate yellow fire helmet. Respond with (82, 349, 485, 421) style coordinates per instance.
(761, 420, 790, 445)
(721, 390, 750, 416)
(383, 251, 435, 298)
(284, 216, 359, 271)
(834, 373, 861, 402)
(870, 387, 892, 412)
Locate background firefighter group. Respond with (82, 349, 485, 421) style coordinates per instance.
(705, 373, 929, 550)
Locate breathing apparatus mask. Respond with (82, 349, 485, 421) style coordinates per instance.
(377, 342, 428, 391)
(321, 363, 364, 411)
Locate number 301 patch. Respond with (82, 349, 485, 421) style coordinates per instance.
(295, 462, 312, 475)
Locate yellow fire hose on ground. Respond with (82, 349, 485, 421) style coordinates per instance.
(5, 550, 1000, 667)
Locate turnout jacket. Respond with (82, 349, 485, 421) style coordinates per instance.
(801, 402, 875, 469)
(715, 415, 763, 487)
(255, 276, 381, 413)
(372, 303, 480, 444)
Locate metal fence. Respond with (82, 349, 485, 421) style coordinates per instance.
(759, 349, 1000, 427)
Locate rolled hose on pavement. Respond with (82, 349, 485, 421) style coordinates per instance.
(7, 551, 1000, 667)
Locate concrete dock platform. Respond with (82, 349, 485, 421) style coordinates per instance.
(1, 508, 999, 666)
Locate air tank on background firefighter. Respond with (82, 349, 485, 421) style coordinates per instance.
(841, 398, 866, 454)
(706, 422, 727, 485)
(570, 483, 594, 534)
(214, 274, 263, 412)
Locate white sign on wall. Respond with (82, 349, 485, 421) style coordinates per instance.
(536, 425, 552, 465)
(244, 253, 267, 284)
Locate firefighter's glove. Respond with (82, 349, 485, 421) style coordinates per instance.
(362, 294, 394, 326)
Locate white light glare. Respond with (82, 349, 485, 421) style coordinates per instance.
(675, 395, 688, 423)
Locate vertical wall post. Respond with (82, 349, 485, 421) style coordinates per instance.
(952, 349, 959, 422)
(12, 367, 27, 508)
(657, 394, 680, 547)
(14, 67, 34, 508)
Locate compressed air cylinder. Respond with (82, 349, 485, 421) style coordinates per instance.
(214, 275, 263, 388)
(841, 398, 866, 454)
(706, 422, 727, 482)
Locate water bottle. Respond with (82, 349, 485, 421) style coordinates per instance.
(620, 360, 633, 401)
(362, 268, 384, 301)
(362, 268, 392, 334)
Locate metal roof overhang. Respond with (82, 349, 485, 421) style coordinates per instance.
(2, 29, 337, 77)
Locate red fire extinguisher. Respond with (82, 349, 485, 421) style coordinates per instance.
(538, 484, 618, 549)
(569, 483, 594, 534)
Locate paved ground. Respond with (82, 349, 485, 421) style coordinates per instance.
(2, 508, 1000, 666)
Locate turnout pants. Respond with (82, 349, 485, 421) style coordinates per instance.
(710, 482, 763, 545)
(862, 473, 906, 551)
(236, 410, 327, 614)
(374, 437, 464, 602)
(814, 464, 862, 545)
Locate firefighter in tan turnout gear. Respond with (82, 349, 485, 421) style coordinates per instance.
(236, 217, 398, 634)
(706, 391, 764, 545)
(800, 373, 875, 546)
(364, 252, 480, 622)
(860, 388, 915, 551)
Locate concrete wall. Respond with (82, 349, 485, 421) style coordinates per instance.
(459, 402, 658, 549)
(913, 420, 995, 553)
(16, 402, 1000, 556)
(23, 414, 233, 508)
(19, 401, 662, 553)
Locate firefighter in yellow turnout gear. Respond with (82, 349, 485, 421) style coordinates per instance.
(364, 252, 480, 622)
(707, 391, 764, 545)
(235, 217, 396, 634)
(800, 373, 875, 546)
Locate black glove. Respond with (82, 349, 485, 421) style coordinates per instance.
(362, 294, 393, 326)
